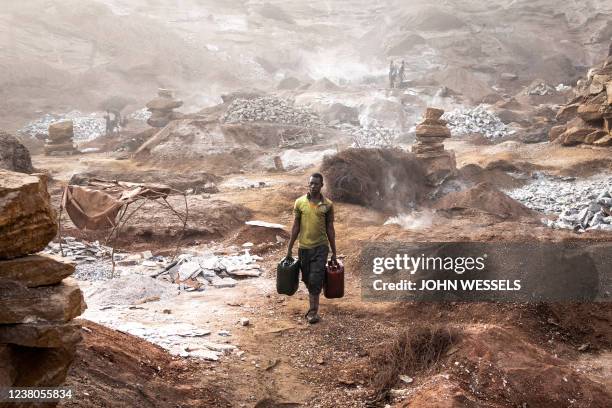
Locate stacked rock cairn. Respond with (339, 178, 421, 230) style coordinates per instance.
(146, 89, 183, 128)
(412, 107, 457, 185)
(45, 121, 78, 156)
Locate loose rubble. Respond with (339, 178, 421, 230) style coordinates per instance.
(43, 237, 117, 281)
(338, 122, 399, 148)
(506, 174, 612, 232)
(129, 108, 153, 122)
(525, 80, 556, 96)
(156, 248, 264, 291)
(221, 96, 324, 127)
(442, 105, 512, 139)
(44, 236, 266, 286)
(19, 111, 106, 141)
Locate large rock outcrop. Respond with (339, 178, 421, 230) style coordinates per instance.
(551, 48, 612, 146)
(0, 131, 33, 173)
(0, 169, 86, 396)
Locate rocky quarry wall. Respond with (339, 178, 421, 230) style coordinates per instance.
(0, 169, 86, 395)
(551, 51, 612, 146)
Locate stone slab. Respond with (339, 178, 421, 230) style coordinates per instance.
(416, 124, 451, 138)
(577, 104, 604, 122)
(0, 278, 86, 324)
(0, 254, 74, 287)
(0, 322, 81, 348)
(0, 170, 56, 260)
(560, 126, 599, 146)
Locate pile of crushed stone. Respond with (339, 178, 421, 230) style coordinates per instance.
(128, 108, 152, 122)
(336, 122, 400, 148)
(506, 174, 612, 232)
(221, 96, 324, 127)
(19, 111, 106, 141)
(442, 105, 513, 139)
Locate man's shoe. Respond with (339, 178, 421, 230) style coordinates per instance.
(306, 309, 320, 324)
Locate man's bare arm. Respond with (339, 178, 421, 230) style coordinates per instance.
(287, 215, 300, 258)
(326, 208, 337, 263)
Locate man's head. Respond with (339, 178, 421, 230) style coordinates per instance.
(309, 173, 324, 196)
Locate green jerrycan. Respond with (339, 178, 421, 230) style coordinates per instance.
(277, 256, 300, 296)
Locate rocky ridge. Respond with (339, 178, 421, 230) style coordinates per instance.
(551, 49, 612, 146)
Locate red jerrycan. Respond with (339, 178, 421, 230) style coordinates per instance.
(324, 259, 344, 299)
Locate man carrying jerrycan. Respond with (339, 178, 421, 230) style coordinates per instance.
(285, 173, 338, 324)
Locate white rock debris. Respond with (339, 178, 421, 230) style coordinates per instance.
(221, 96, 324, 127)
(506, 174, 612, 232)
(128, 108, 152, 122)
(442, 105, 512, 140)
(19, 111, 106, 142)
(336, 122, 399, 148)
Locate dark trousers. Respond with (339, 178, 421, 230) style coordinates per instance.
(298, 245, 329, 295)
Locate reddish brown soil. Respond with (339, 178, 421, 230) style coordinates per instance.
(433, 182, 539, 220)
(59, 320, 231, 408)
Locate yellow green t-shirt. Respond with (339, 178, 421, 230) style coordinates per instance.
(294, 194, 333, 249)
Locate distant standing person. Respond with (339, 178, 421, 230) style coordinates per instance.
(104, 110, 120, 136)
(286, 173, 337, 324)
(389, 60, 397, 88)
(398, 60, 406, 86)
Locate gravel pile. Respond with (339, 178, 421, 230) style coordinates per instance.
(442, 105, 512, 139)
(221, 96, 324, 127)
(336, 122, 399, 148)
(43, 237, 121, 280)
(44, 237, 112, 262)
(525, 81, 555, 96)
(74, 260, 116, 280)
(129, 108, 152, 122)
(506, 174, 612, 232)
(19, 111, 106, 141)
